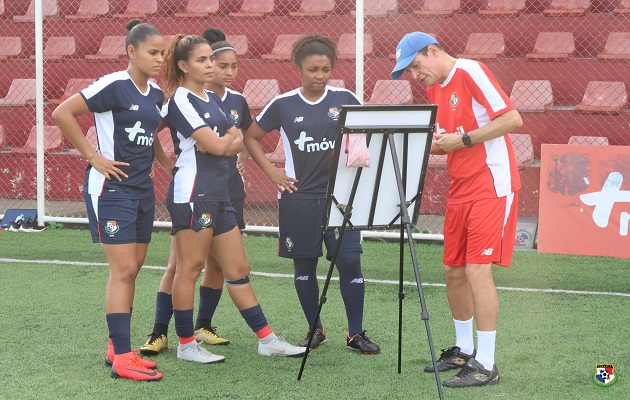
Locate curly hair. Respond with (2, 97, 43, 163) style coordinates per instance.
(291, 34, 337, 68)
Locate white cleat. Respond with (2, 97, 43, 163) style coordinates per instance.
(258, 337, 307, 357)
(177, 341, 225, 364)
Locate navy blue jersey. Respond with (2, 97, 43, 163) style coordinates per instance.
(222, 88, 253, 200)
(80, 71, 164, 199)
(256, 86, 361, 198)
(161, 87, 235, 203)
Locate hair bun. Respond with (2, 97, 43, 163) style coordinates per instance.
(126, 19, 143, 31)
(202, 27, 226, 44)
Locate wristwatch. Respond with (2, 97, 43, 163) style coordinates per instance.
(462, 133, 473, 148)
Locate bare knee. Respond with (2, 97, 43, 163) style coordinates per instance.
(223, 260, 251, 281)
(110, 264, 140, 284)
(443, 265, 467, 285)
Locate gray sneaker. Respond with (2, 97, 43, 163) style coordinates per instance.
(177, 341, 225, 364)
(258, 337, 306, 357)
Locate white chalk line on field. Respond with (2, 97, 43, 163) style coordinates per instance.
(2, 258, 630, 298)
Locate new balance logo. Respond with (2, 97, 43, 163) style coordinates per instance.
(294, 116, 304, 123)
(125, 121, 153, 146)
(480, 248, 494, 256)
(350, 278, 364, 284)
(129, 104, 139, 111)
(293, 131, 335, 153)
(295, 276, 309, 281)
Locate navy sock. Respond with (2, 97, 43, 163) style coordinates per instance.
(196, 286, 222, 329)
(239, 304, 268, 333)
(293, 258, 323, 330)
(106, 313, 131, 355)
(173, 309, 195, 339)
(154, 291, 173, 334)
(336, 252, 365, 336)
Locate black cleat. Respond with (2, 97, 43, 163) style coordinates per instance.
(298, 329, 327, 349)
(424, 346, 475, 373)
(347, 331, 380, 354)
(443, 358, 499, 387)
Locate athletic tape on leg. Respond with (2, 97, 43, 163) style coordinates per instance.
(225, 275, 250, 286)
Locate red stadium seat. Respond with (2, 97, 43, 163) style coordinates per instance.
(613, 0, 630, 14)
(0, 125, 5, 149)
(113, 0, 158, 19)
(32, 37, 76, 61)
(597, 32, 630, 61)
(289, 0, 335, 18)
(526, 32, 575, 61)
(0, 37, 21, 60)
(67, 126, 97, 157)
(85, 36, 126, 61)
(242, 79, 280, 110)
(479, 0, 526, 16)
(261, 35, 300, 61)
(65, 0, 108, 20)
(229, 0, 274, 19)
(0, 79, 36, 106)
(575, 81, 627, 114)
(13, 0, 57, 22)
(328, 79, 345, 88)
(414, 0, 460, 17)
(49, 78, 95, 105)
(366, 80, 412, 104)
(226, 35, 249, 57)
(568, 136, 609, 145)
(543, 0, 590, 16)
(509, 133, 534, 169)
(12, 126, 63, 154)
(174, 0, 219, 18)
(352, 0, 397, 17)
(458, 33, 504, 60)
(338, 34, 373, 60)
(510, 80, 553, 113)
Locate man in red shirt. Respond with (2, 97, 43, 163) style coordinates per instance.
(391, 32, 523, 387)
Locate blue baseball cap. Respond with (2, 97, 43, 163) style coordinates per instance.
(390, 32, 439, 80)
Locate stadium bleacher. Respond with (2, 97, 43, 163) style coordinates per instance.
(1, 0, 628, 215)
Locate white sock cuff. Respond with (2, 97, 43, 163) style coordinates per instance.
(454, 317, 474, 325)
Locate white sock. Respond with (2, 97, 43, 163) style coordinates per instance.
(476, 330, 496, 371)
(454, 317, 474, 355)
(259, 332, 278, 344)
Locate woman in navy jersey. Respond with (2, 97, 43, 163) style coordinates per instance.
(52, 20, 167, 381)
(158, 34, 305, 364)
(140, 28, 253, 354)
(245, 34, 381, 354)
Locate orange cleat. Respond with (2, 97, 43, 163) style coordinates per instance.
(111, 351, 163, 382)
(106, 339, 158, 369)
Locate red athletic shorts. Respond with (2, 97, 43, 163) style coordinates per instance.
(443, 192, 518, 267)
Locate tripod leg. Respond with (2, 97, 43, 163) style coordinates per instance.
(397, 224, 404, 374)
(387, 132, 444, 400)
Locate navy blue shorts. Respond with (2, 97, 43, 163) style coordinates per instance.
(85, 193, 155, 244)
(278, 197, 362, 259)
(168, 200, 237, 236)
(231, 196, 246, 230)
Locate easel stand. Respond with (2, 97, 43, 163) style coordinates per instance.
(296, 106, 444, 400)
